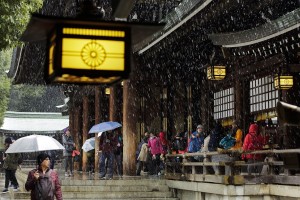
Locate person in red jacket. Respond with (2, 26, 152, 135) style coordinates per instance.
(243, 123, 264, 175)
(159, 131, 168, 155)
(25, 153, 62, 200)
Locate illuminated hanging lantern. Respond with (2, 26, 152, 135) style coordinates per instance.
(105, 88, 111, 95)
(274, 75, 293, 90)
(207, 65, 226, 80)
(20, 14, 164, 84)
(46, 25, 130, 84)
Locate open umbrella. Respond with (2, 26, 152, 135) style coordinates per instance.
(82, 137, 95, 152)
(88, 121, 122, 134)
(5, 135, 65, 153)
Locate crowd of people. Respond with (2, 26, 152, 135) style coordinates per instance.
(170, 120, 269, 175)
(136, 131, 168, 176)
(1, 119, 273, 198)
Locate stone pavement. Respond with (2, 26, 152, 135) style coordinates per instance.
(0, 168, 176, 200)
(0, 173, 10, 200)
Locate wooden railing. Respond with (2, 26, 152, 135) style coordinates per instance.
(165, 149, 300, 185)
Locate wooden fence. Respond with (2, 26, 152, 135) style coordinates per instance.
(165, 149, 300, 185)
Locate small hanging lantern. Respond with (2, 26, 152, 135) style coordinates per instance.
(105, 88, 111, 95)
(274, 75, 293, 90)
(207, 65, 226, 80)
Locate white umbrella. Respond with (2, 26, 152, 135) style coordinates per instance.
(5, 135, 65, 153)
(82, 137, 95, 152)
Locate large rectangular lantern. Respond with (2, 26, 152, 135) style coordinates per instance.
(20, 14, 164, 85)
(47, 24, 131, 84)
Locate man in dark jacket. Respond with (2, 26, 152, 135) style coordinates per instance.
(2, 137, 21, 193)
(99, 130, 118, 179)
(208, 121, 224, 175)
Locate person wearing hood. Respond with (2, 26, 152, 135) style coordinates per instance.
(243, 123, 264, 174)
(159, 131, 168, 155)
(25, 153, 62, 200)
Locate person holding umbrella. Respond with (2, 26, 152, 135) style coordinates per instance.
(99, 130, 118, 179)
(2, 137, 21, 193)
(25, 153, 62, 200)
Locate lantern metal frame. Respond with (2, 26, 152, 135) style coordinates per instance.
(207, 65, 226, 80)
(273, 75, 293, 90)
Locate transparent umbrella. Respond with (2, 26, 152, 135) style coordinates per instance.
(5, 135, 65, 153)
(82, 137, 95, 152)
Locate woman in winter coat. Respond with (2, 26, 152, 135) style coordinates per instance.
(25, 153, 62, 200)
(148, 133, 163, 175)
(230, 120, 243, 150)
(136, 140, 149, 176)
(243, 123, 264, 174)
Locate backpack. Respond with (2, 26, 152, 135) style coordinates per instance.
(35, 169, 55, 200)
(219, 134, 236, 149)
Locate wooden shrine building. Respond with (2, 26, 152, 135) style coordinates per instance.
(8, 0, 300, 176)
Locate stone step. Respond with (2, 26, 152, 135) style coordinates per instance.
(64, 198, 179, 200)
(12, 192, 31, 199)
(62, 185, 169, 192)
(63, 191, 173, 199)
(61, 179, 167, 186)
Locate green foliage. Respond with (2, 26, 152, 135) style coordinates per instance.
(0, 48, 13, 127)
(9, 85, 45, 112)
(8, 85, 65, 112)
(0, 0, 43, 50)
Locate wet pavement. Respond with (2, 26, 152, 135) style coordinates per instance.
(0, 169, 164, 200)
(0, 173, 10, 200)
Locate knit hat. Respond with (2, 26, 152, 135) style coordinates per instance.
(37, 153, 50, 166)
(4, 137, 13, 144)
(197, 125, 203, 129)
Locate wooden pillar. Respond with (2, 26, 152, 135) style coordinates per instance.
(69, 94, 75, 138)
(73, 102, 82, 171)
(123, 79, 139, 175)
(192, 83, 201, 131)
(187, 85, 192, 134)
(73, 104, 82, 151)
(171, 82, 187, 135)
(234, 62, 244, 128)
(82, 96, 89, 172)
(94, 87, 102, 172)
(200, 76, 211, 131)
(109, 86, 117, 121)
(162, 86, 169, 135)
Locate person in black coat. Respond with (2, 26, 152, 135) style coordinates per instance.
(208, 121, 224, 175)
(208, 121, 223, 152)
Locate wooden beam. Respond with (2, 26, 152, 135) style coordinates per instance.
(112, 0, 135, 19)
